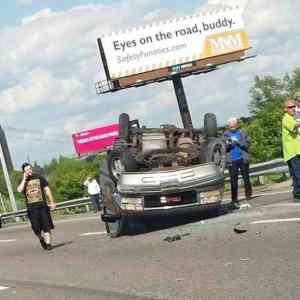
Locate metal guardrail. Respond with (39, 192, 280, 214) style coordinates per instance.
(224, 158, 288, 178)
(0, 197, 90, 226)
(0, 159, 288, 227)
(248, 158, 288, 175)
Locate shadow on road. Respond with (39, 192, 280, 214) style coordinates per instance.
(124, 203, 233, 236)
(52, 241, 74, 249)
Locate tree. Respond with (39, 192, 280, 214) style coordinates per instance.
(44, 156, 101, 202)
(243, 67, 300, 162)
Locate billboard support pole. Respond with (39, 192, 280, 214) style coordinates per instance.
(172, 75, 193, 130)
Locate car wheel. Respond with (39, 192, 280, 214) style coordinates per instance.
(210, 204, 222, 217)
(103, 207, 125, 238)
(204, 113, 217, 137)
(200, 138, 226, 172)
(207, 138, 226, 172)
(121, 148, 139, 172)
(107, 150, 125, 184)
(119, 113, 130, 142)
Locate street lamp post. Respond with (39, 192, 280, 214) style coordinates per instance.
(0, 142, 18, 213)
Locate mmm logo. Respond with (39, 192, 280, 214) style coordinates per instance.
(209, 33, 243, 54)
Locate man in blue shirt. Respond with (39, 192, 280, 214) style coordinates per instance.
(223, 117, 252, 209)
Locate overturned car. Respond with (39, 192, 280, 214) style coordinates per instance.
(100, 112, 226, 237)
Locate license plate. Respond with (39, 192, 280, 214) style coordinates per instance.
(166, 196, 181, 203)
(200, 191, 220, 204)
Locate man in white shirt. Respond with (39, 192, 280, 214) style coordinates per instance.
(84, 176, 101, 212)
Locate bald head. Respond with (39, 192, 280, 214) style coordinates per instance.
(228, 117, 238, 130)
(284, 99, 296, 116)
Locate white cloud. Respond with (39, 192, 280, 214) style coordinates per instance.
(16, 0, 42, 7)
(245, 1, 298, 37)
(0, 68, 85, 113)
(22, 8, 52, 24)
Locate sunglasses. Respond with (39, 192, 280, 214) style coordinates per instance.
(287, 105, 295, 108)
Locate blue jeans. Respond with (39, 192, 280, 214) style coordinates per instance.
(90, 194, 101, 212)
(287, 155, 300, 199)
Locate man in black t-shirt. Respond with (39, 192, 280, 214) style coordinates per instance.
(17, 162, 56, 250)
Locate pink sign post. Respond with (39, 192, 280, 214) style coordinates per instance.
(72, 123, 119, 156)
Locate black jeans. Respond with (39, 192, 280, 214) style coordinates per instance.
(27, 205, 54, 236)
(287, 155, 300, 199)
(228, 159, 252, 202)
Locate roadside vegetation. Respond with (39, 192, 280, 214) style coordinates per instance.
(241, 67, 300, 163)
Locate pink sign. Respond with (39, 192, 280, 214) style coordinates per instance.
(72, 123, 119, 156)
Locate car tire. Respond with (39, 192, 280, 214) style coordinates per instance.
(204, 113, 217, 137)
(107, 150, 125, 184)
(119, 113, 130, 142)
(103, 207, 125, 238)
(200, 137, 226, 172)
(121, 148, 139, 172)
(210, 203, 222, 217)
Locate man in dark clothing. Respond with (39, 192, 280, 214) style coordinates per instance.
(223, 117, 252, 209)
(17, 162, 56, 250)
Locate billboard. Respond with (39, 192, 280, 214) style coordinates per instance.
(72, 123, 119, 156)
(99, 6, 250, 81)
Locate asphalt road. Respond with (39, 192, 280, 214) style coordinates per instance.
(0, 190, 300, 300)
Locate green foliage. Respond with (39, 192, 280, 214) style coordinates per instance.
(242, 67, 300, 162)
(0, 170, 24, 211)
(44, 155, 102, 202)
(241, 110, 282, 162)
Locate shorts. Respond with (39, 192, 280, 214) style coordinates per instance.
(27, 205, 54, 235)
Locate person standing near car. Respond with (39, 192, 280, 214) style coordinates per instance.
(282, 99, 300, 201)
(294, 91, 300, 134)
(223, 117, 252, 209)
(17, 162, 56, 250)
(84, 176, 101, 212)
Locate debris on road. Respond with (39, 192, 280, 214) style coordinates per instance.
(234, 222, 248, 234)
(163, 233, 190, 242)
(240, 258, 250, 262)
(240, 202, 252, 209)
(164, 235, 181, 242)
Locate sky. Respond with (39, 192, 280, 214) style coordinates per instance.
(0, 0, 299, 169)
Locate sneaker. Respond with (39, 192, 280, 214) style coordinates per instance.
(39, 237, 47, 250)
(45, 244, 52, 250)
(231, 202, 240, 210)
